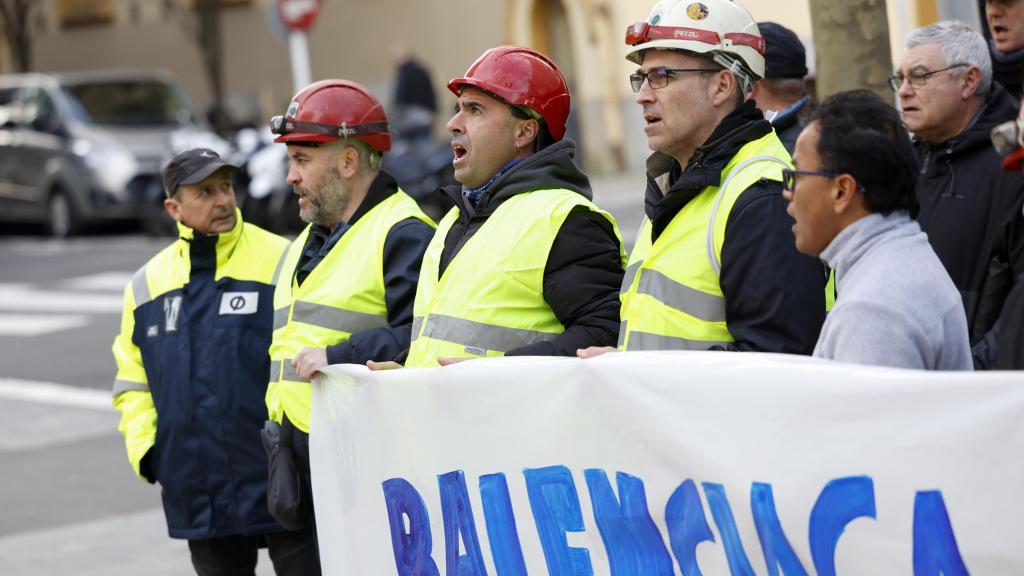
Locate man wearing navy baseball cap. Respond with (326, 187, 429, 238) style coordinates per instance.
(748, 21, 812, 153)
(112, 148, 318, 574)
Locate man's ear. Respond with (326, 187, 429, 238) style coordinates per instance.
(710, 70, 738, 107)
(831, 173, 861, 215)
(340, 145, 361, 178)
(961, 66, 982, 100)
(164, 196, 182, 223)
(514, 118, 539, 153)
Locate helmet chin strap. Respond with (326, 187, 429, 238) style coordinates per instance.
(712, 52, 755, 95)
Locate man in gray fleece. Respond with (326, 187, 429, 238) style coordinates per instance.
(782, 90, 972, 370)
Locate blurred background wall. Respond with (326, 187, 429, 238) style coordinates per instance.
(0, 0, 996, 173)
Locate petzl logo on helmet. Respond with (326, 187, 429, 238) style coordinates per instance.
(674, 29, 700, 39)
(337, 123, 356, 138)
(287, 100, 299, 117)
(687, 2, 709, 20)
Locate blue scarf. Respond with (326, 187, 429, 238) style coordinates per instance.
(463, 158, 523, 208)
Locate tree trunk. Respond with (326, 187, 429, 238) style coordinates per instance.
(0, 0, 34, 72)
(808, 0, 892, 101)
(195, 0, 225, 132)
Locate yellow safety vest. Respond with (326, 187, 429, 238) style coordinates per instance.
(266, 191, 433, 432)
(619, 132, 793, 351)
(405, 189, 624, 368)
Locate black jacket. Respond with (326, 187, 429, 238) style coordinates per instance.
(437, 140, 624, 356)
(973, 194, 1024, 369)
(644, 100, 826, 354)
(914, 84, 1023, 335)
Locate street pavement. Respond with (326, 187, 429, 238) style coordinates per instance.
(0, 171, 644, 575)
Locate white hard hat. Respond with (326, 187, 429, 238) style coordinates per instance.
(625, 0, 765, 93)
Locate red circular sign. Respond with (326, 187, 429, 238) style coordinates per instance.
(277, 0, 321, 32)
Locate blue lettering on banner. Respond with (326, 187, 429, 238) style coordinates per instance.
(584, 469, 674, 575)
(704, 482, 757, 575)
(381, 470, 969, 575)
(665, 479, 716, 576)
(809, 476, 876, 576)
(751, 482, 808, 576)
(480, 473, 527, 576)
(382, 477, 440, 576)
(439, 471, 488, 576)
(524, 465, 594, 576)
(913, 491, 968, 575)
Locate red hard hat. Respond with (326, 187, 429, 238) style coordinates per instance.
(272, 79, 391, 152)
(448, 46, 571, 141)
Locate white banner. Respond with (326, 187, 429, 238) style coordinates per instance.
(309, 352, 1024, 575)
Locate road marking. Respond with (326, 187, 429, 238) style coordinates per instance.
(0, 378, 112, 411)
(0, 314, 90, 336)
(0, 285, 122, 313)
(61, 271, 133, 291)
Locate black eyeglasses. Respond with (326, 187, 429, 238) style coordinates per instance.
(781, 168, 865, 193)
(629, 67, 719, 93)
(887, 63, 968, 91)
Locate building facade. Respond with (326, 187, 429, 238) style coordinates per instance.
(1, 0, 990, 172)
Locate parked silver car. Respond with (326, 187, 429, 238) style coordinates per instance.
(0, 70, 229, 236)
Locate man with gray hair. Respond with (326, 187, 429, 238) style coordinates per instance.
(893, 20, 1023, 345)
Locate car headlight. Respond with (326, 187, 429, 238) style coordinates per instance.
(73, 139, 139, 198)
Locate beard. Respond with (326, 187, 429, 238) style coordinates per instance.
(297, 160, 349, 226)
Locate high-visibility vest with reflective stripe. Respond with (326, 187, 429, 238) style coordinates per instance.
(267, 190, 433, 432)
(405, 189, 624, 368)
(619, 132, 792, 351)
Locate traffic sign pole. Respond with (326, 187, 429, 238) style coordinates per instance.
(277, 0, 321, 93)
(288, 32, 312, 93)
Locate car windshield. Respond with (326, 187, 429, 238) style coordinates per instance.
(61, 80, 194, 126)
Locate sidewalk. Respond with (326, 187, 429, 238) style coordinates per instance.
(0, 383, 274, 576)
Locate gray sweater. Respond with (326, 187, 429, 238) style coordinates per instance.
(814, 212, 972, 370)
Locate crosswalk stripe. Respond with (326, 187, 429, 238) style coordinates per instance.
(0, 285, 122, 313)
(0, 314, 90, 336)
(0, 378, 112, 411)
(60, 272, 133, 291)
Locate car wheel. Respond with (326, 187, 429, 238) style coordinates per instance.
(47, 189, 82, 238)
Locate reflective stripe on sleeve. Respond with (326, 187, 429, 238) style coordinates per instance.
(112, 378, 149, 397)
(131, 266, 151, 306)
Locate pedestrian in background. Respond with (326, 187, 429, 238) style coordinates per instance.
(391, 46, 438, 141)
(582, 0, 825, 359)
(986, 0, 1024, 98)
(749, 21, 812, 154)
(894, 21, 1023, 355)
(265, 80, 435, 556)
(784, 90, 971, 370)
(111, 149, 318, 574)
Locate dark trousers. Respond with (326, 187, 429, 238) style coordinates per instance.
(188, 528, 320, 576)
(289, 422, 320, 558)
